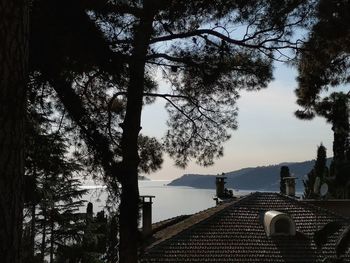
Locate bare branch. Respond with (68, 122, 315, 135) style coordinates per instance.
(146, 53, 201, 67)
(150, 28, 295, 50)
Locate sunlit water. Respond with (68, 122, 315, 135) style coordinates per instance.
(80, 180, 253, 223)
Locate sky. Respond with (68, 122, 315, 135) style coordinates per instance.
(140, 63, 334, 180)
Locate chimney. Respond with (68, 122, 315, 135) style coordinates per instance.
(86, 202, 93, 223)
(140, 195, 155, 237)
(216, 176, 227, 198)
(284, 177, 296, 197)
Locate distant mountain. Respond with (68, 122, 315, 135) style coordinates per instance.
(168, 158, 333, 192)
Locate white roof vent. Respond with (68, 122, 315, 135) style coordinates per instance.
(263, 210, 296, 237)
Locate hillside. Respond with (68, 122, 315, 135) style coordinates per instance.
(168, 158, 332, 192)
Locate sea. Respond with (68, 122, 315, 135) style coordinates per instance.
(81, 180, 253, 223)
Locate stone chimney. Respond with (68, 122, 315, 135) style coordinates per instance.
(284, 177, 296, 197)
(216, 176, 227, 198)
(140, 195, 155, 237)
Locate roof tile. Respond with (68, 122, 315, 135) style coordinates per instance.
(141, 193, 350, 262)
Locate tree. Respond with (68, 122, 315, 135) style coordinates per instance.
(280, 166, 290, 194)
(23, 127, 88, 262)
(22, 91, 90, 263)
(294, 0, 350, 150)
(303, 144, 328, 199)
(298, 93, 349, 183)
(56, 203, 119, 263)
(29, 1, 311, 262)
(0, 1, 29, 262)
(295, 0, 350, 196)
(318, 94, 350, 190)
(295, 0, 350, 112)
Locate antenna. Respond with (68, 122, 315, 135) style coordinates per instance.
(320, 183, 329, 197)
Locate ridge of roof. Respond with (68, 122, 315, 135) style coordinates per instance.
(151, 214, 192, 233)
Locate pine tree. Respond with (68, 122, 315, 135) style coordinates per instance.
(23, 103, 88, 262)
(295, 0, 350, 113)
(295, 0, 350, 197)
(29, 1, 312, 261)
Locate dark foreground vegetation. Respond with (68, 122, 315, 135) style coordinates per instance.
(0, 0, 349, 262)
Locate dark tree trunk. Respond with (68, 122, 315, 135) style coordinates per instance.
(0, 1, 29, 262)
(332, 97, 349, 184)
(118, 2, 155, 263)
(30, 203, 36, 258)
(49, 214, 54, 263)
(333, 125, 347, 165)
(40, 206, 47, 263)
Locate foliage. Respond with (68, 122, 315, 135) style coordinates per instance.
(28, 1, 313, 261)
(55, 203, 119, 263)
(295, 0, 350, 198)
(295, 0, 350, 113)
(303, 144, 328, 199)
(23, 95, 88, 262)
(29, 0, 312, 169)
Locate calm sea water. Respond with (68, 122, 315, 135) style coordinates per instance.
(81, 180, 252, 223)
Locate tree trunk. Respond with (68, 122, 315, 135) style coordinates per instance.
(118, 2, 156, 263)
(30, 203, 36, 258)
(49, 213, 54, 263)
(40, 206, 47, 263)
(0, 1, 29, 262)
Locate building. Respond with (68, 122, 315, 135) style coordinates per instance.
(140, 192, 350, 262)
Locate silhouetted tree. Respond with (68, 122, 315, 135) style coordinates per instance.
(295, 0, 350, 113)
(24, 131, 88, 262)
(299, 93, 350, 197)
(315, 143, 328, 179)
(295, 0, 350, 197)
(22, 91, 91, 263)
(29, 1, 311, 261)
(303, 144, 328, 199)
(0, 1, 29, 262)
(56, 203, 118, 263)
(280, 166, 290, 194)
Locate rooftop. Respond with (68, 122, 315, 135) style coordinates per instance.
(141, 192, 350, 262)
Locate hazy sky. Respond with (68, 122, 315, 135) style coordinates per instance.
(140, 62, 334, 180)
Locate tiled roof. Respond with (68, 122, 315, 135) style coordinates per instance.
(140, 192, 350, 262)
(144, 201, 234, 250)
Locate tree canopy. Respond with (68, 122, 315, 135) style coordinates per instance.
(26, 1, 314, 262)
(295, 0, 350, 197)
(295, 0, 350, 113)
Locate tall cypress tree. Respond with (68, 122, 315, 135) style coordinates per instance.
(303, 144, 328, 199)
(314, 143, 328, 181)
